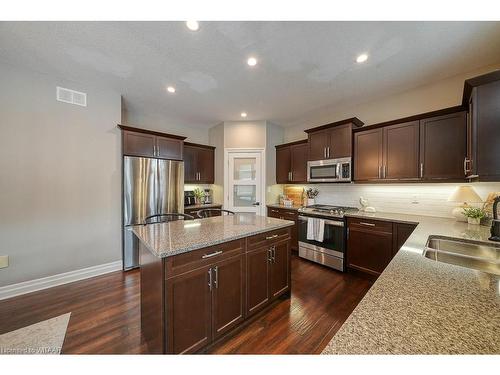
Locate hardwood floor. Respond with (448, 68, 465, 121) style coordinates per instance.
(0, 255, 373, 354)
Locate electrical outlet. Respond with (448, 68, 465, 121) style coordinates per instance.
(0, 255, 8, 269)
(411, 195, 419, 204)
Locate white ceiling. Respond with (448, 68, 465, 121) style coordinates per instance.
(1, 21, 500, 128)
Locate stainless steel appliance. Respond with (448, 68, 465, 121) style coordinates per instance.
(490, 196, 500, 242)
(123, 156, 183, 269)
(307, 157, 352, 183)
(184, 190, 196, 206)
(297, 204, 358, 271)
(203, 188, 213, 204)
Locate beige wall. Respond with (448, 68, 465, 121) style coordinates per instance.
(284, 63, 500, 141)
(0, 62, 122, 286)
(223, 121, 267, 148)
(208, 123, 225, 205)
(122, 109, 210, 144)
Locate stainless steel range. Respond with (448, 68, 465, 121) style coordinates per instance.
(297, 204, 358, 271)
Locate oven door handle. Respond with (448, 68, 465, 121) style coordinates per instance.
(298, 215, 344, 227)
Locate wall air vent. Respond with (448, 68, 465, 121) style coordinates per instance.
(56, 86, 87, 107)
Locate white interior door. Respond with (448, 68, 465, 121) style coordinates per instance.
(226, 151, 263, 214)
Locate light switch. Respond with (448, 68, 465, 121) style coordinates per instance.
(0, 255, 8, 269)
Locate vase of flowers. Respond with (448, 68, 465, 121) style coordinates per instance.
(193, 188, 205, 205)
(304, 188, 319, 206)
(463, 207, 485, 225)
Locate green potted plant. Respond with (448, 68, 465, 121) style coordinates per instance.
(462, 207, 485, 225)
(193, 188, 205, 205)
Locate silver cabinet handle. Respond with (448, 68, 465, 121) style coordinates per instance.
(213, 266, 218, 289)
(420, 163, 424, 178)
(268, 248, 272, 263)
(324, 147, 327, 158)
(272, 246, 276, 264)
(266, 234, 278, 240)
(202, 250, 223, 259)
(359, 222, 376, 227)
(290, 171, 293, 181)
(378, 165, 382, 179)
(464, 158, 472, 176)
(327, 146, 331, 158)
(208, 268, 213, 291)
(384, 165, 387, 179)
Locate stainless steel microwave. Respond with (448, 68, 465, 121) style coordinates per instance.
(307, 157, 352, 182)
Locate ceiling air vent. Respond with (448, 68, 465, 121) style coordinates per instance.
(56, 86, 87, 107)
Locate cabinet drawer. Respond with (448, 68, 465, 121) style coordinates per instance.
(165, 239, 245, 278)
(267, 207, 298, 220)
(348, 217, 393, 233)
(247, 228, 291, 252)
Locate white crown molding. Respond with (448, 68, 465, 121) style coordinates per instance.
(0, 261, 122, 301)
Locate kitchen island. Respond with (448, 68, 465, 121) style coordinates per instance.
(131, 214, 294, 354)
(323, 212, 500, 354)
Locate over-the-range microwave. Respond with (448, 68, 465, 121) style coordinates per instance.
(307, 157, 352, 182)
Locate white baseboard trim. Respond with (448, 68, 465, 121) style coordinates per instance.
(0, 260, 123, 301)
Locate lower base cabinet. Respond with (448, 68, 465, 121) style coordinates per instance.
(141, 228, 292, 354)
(347, 218, 416, 276)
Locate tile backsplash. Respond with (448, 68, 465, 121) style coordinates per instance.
(282, 182, 500, 218)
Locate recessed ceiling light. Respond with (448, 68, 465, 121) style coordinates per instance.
(186, 20, 199, 31)
(356, 54, 369, 63)
(167, 86, 176, 93)
(247, 57, 257, 67)
(241, 112, 247, 118)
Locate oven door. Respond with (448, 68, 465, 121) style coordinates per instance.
(297, 215, 345, 258)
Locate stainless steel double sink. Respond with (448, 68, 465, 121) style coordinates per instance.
(423, 236, 500, 275)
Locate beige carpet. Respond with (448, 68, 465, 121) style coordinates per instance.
(0, 313, 71, 355)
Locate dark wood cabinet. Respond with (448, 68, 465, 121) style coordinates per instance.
(384, 121, 420, 180)
(267, 207, 299, 250)
(354, 128, 383, 181)
(246, 246, 270, 316)
(184, 143, 215, 184)
(275, 140, 308, 183)
(347, 218, 393, 276)
(392, 222, 417, 257)
(166, 264, 212, 354)
(269, 242, 290, 299)
(464, 72, 500, 181)
(120, 126, 185, 160)
(305, 118, 364, 161)
(212, 255, 245, 339)
(420, 112, 466, 180)
(353, 107, 467, 182)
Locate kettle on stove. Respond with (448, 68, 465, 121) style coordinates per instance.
(489, 196, 500, 242)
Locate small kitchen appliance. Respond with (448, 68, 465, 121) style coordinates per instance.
(307, 157, 352, 183)
(489, 196, 500, 242)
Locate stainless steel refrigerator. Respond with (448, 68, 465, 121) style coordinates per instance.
(123, 156, 184, 269)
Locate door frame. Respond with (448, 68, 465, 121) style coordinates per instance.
(224, 148, 266, 216)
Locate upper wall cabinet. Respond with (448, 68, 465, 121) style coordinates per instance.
(184, 142, 215, 184)
(276, 140, 308, 184)
(119, 125, 185, 160)
(463, 71, 500, 181)
(353, 107, 467, 182)
(305, 118, 364, 161)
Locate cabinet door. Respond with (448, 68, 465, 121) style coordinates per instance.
(246, 247, 270, 316)
(276, 147, 291, 184)
(308, 130, 329, 161)
(347, 224, 393, 276)
(212, 255, 245, 339)
(156, 136, 183, 160)
(475, 81, 500, 180)
(383, 121, 420, 180)
(392, 223, 417, 257)
(290, 143, 308, 182)
(420, 112, 466, 180)
(166, 266, 212, 354)
(198, 147, 215, 184)
(270, 241, 290, 298)
(183, 145, 198, 183)
(328, 124, 352, 158)
(123, 130, 156, 157)
(353, 128, 383, 181)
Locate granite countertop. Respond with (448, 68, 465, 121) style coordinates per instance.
(184, 203, 223, 210)
(267, 203, 303, 211)
(322, 212, 500, 354)
(131, 214, 294, 258)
